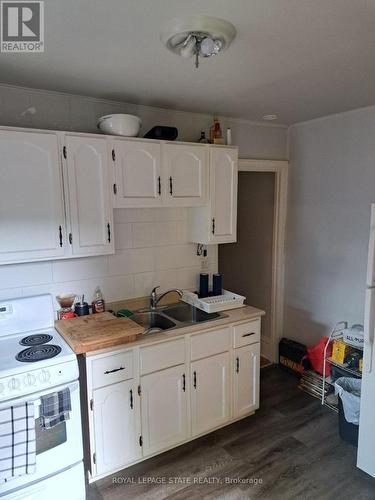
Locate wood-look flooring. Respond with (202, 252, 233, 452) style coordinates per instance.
(88, 366, 375, 500)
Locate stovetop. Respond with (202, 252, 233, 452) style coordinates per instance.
(0, 328, 76, 378)
(0, 294, 78, 402)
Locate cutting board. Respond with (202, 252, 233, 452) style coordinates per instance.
(55, 312, 144, 354)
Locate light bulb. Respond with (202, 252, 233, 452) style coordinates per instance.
(200, 37, 216, 57)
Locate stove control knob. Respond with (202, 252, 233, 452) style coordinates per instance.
(24, 373, 36, 386)
(8, 377, 20, 390)
(39, 370, 51, 383)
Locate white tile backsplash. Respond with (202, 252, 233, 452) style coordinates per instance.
(0, 208, 217, 309)
(0, 261, 53, 288)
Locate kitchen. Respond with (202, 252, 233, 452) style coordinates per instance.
(1, 1, 375, 499)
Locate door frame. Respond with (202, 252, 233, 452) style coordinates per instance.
(238, 159, 288, 363)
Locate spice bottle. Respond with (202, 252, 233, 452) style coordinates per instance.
(92, 286, 105, 314)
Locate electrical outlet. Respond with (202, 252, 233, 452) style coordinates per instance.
(200, 258, 209, 270)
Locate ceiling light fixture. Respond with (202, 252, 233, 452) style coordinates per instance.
(161, 15, 236, 68)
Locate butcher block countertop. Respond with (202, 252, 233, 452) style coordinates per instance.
(55, 312, 144, 354)
(55, 305, 265, 356)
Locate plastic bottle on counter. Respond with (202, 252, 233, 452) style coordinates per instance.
(92, 286, 105, 314)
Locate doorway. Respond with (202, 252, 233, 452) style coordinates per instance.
(218, 160, 288, 363)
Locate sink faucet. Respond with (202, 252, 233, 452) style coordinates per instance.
(150, 286, 183, 310)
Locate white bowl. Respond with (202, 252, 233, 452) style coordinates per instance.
(97, 114, 142, 137)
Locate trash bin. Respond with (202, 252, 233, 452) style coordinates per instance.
(335, 377, 361, 446)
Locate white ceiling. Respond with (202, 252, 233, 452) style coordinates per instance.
(1, 0, 375, 124)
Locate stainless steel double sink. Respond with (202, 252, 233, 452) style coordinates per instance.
(129, 302, 226, 335)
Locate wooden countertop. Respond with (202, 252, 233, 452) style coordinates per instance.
(57, 304, 264, 357)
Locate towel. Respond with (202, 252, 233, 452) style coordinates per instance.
(0, 402, 36, 483)
(40, 388, 71, 429)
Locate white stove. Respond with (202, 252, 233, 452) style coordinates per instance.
(0, 294, 85, 500)
(0, 295, 78, 403)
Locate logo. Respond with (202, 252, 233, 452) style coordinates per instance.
(1, 1, 44, 52)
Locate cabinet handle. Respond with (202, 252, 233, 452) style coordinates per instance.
(158, 176, 161, 196)
(58, 226, 63, 247)
(107, 222, 111, 243)
(193, 370, 197, 389)
(242, 332, 256, 337)
(68, 233, 73, 245)
(113, 183, 117, 195)
(182, 373, 186, 392)
(169, 176, 173, 195)
(63, 146, 67, 159)
(104, 366, 125, 374)
(236, 357, 240, 373)
(112, 149, 116, 162)
(212, 218, 216, 234)
(130, 389, 133, 409)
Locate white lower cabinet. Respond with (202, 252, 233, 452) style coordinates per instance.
(93, 379, 141, 476)
(233, 343, 260, 418)
(191, 352, 231, 436)
(87, 318, 261, 481)
(140, 364, 189, 456)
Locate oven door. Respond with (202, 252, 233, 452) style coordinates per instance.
(0, 380, 83, 496)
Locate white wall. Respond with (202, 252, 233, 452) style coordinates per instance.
(285, 105, 375, 345)
(0, 84, 286, 307)
(0, 84, 287, 159)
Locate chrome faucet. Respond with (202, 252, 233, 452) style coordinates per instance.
(150, 286, 183, 310)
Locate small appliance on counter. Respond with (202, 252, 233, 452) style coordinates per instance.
(144, 125, 178, 140)
(56, 294, 76, 320)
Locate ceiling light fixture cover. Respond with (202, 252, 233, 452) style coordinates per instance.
(161, 15, 236, 68)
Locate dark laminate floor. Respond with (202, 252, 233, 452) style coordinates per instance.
(88, 366, 375, 500)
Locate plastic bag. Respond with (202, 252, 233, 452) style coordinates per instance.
(335, 377, 362, 425)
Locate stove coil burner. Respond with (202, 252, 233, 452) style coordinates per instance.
(19, 334, 53, 346)
(16, 344, 61, 362)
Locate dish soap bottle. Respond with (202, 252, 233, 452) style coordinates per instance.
(92, 286, 105, 314)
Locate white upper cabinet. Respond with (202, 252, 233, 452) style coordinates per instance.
(163, 144, 208, 207)
(189, 146, 238, 244)
(0, 130, 66, 264)
(113, 140, 162, 207)
(64, 135, 114, 256)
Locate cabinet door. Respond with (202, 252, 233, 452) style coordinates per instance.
(141, 365, 189, 456)
(191, 352, 231, 436)
(113, 140, 162, 207)
(210, 147, 238, 243)
(233, 343, 260, 418)
(64, 135, 114, 256)
(93, 380, 141, 476)
(0, 130, 66, 264)
(163, 144, 208, 206)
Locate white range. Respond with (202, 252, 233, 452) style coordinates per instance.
(0, 294, 85, 500)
